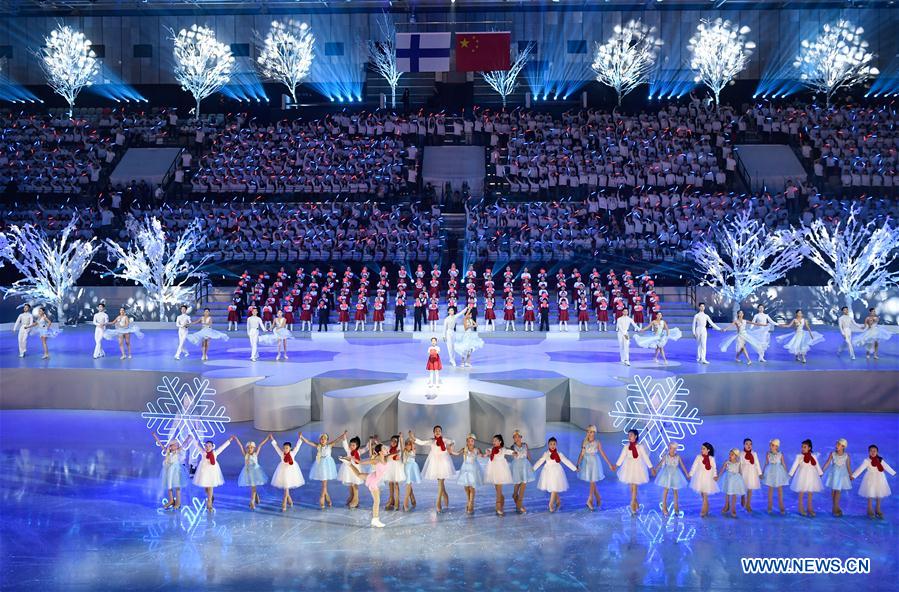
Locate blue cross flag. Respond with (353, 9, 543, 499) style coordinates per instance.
(396, 33, 452, 73)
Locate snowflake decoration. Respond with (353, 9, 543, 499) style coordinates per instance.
(142, 376, 231, 461)
(608, 375, 702, 457)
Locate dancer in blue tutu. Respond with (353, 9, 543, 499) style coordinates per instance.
(455, 310, 485, 368)
(301, 431, 346, 509)
(821, 438, 854, 516)
(762, 438, 790, 514)
(235, 435, 272, 510)
(576, 425, 615, 511)
(450, 433, 483, 514)
(401, 434, 421, 511)
(651, 443, 689, 516)
(152, 432, 190, 510)
(510, 430, 536, 514)
(718, 449, 748, 517)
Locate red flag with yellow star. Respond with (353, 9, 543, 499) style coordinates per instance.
(455, 32, 511, 72)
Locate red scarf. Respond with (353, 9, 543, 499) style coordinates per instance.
(435, 436, 446, 451)
(549, 449, 561, 463)
(744, 451, 755, 464)
(629, 442, 639, 459)
(389, 445, 398, 460)
(490, 446, 501, 460)
(351, 449, 360, 462)
(701, 454, 711, 471)
(871, 455, 885, 472)
(802, 452, 817, 466)
(206, 450, 216, 465)
(283, 451, 294, 465)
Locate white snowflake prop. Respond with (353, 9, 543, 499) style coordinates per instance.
(592, 20, 663, 106)
(691, 209, 804, 318)
(38, 25, 100, 118)
(102, 216, 209, 321)
(257, 19, 315, 105)
(608, 375, 703, 457)
(171, 24, 234, 119)
(367, 15, 402, 109)
(482, 42, 534, 108)
(0, 214, 99, 323)
(801, 204, 899, 310)
(141, 376, 231, 461)
(687, 18, 755, 107)
(794, 20, 878, 107)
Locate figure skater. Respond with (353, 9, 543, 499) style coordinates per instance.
(762, 438, 789, 514)
(382, 434, 406, 511)
(301, 431, 346, 509)
(717, 449, 748, 518)
(33, 307, 61, 360)
(12, 304, 35, 358)
(749, 304, 776, 362)
(855, 307, 893, 360)
(450, 433, 483, 514)
(270, 432, 305, 511)
(510, 430, 535, 514)
(455, 309, 485, 368)
(152, 432, 191, 510)
(852, 444, 896, 518)
(402, 434, 421, 510)
(738, 438, 762, 513)
(788, 438, 824, 516)
(426, 337, 443, 388)
(413, 426, 456, 513)
(533, 437, 578, 513)
(187, 308, 229, 361)
(174, 304, 192, 360)
(338, 435, 368, 509)
(235, 434, 272, 510)
(821, 438, 853, 516)
(776, 310, 824, 364)
(483, 434, 514, 516)
(92, 303, 108, 359)
(339, 443, 391, 528)
(651, 443, 689, 516)
(105, 307, 142, 359)
(614, 429, 653, 513)
(193, 436, 235, 511)
(633, 311, 681, 365)
(688, 442, 719, 517)
(720, 311, 767, 365)
(576, 425, 614, 511)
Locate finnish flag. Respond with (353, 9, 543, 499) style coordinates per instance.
(396, 32, 451, 73)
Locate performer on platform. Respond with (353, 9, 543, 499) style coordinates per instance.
(456, 309, 484, 368)
(413, 426, 456, 513)
(616, 307, 641, 366)
(688, 442, 719, 517)
(340, 443, 391, 528)
(719, 449, 748, 518)
(107, 306, 140, 360)
(301, 431, 345, 509)
(174, 305, 192, 360)
(338, 298, 350, 332)
(33, 306, 60, 360)
(749, 304, 776, 362)
(13, 304, 35, 358)
(260, 310, 293, 361)
(719, 311, 767, 365)
(442, 304, 470, 368)
(633, 311, 681, 365)
(227, 302, 240, 332)
(852, 444, 896, 518)
(427, 297, 440, 332)
(577, 297, 590, 332)
(317, 298, 330, 332)
(503, 297, 516, 332)
(484, 296, 496, 331)
(691, 303, 721, 364)
(188, 308, 229, 361)
(739, 438, 762, 513)
(510, 430, 535, 514)
(538, 298, 550, 332)
(614, 429, 653, 513)
(577, 425, 614, 511)
(394, 294, 406, 332)
(354, 298, 367, 332)
(596, 296, 609, 332)
(193, 436, 235, 511)
(837, 306, 864, 360)
(484, 434, 514, 516)
(821, 438, 853, 517)
(523, 297, 536, 332)
(372, 297, 385, 332)
(270, 433, 304, 512)
(450, 434, 483, 514)
(776, 310, 824, 364)
(246, 307, 265, 361)
(788, 438, 824, 516)
(152, 432, 190, 510)
(651, 443, 689, 516)
(92, 303, 108, 359)
(762, 438, 789, 514)
(855, 307, 892, 360)
(533, 437, 578, 513)
(235, 435, 272, 510)
(402, 435, 421, 511)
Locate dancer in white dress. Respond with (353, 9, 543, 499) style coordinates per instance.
(379, 434, 406, 512)
(413, 426, 455, 512)
(837, 306, 865, 360)
(106, 307, 141, 359)
(193, 436, 235, 511)
(338, 435, 368, 509)
(533, 437, 578, 512)
(613, 429, 653, 513)
(738, 438, 762, 513)
(651, 443, 690, 516)
(719, 310, 767, 365)
(687, 442, 719, 517)
(851, 444, 896, 518)
(187, 308, 229, 360)
(788, 438, 824, 516)
(12, 304, 35, 358)
(749, 304, 776, 362)
(854, 308, 892, 360)
(33, 307, 60, 360)
(259, 311, 293, 361)
(92, 303, 108, 359)
(152, 432, 190, 510)
(821, 438, 853, 517)
(691, 303, 722, 364)
(483, 434, 514, 516)
(776, 310, 824, 364)
(174, 305, 192, 360)
(455, 311, 485, 368)
(442, 305, 470, 367)
(269, 432, 305, 511)
(633, 312, 681, 365)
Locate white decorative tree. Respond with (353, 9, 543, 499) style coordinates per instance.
(102, 216, 210, 321)
(171, 24, 234, 119)
(0, 215, 99, 322)
(257, 19, 315, 105)
(687, 18, 755, 107)
(367, 15, 402, 109)
(691, 210, 804, 318)
(793, 20, 879, 107)
(482, 42, 534, 108)
(38, 25, 100, 118)
(802, 205, 899, 310)
(592, 20, 663, 106)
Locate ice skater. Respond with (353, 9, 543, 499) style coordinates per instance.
(269, 432, 305, 512)
(613, 429, 653, 513)
(413, 426, 456, 513)
(821, 438, 853, 517)
(691, 303, 721, 364)
(12, 304, 35, 358)
(576, 425, 614, 511)
(483, 434, 514, 516)
(340, 443, 391, 528)
(533, 437, 578, 513)
(193, 436, 235, 511)
(174, 305, 192, 360)
(837, 306, 864, 360)
(510, 430, 535, 514)
(855, 307, 892, 360)
(450, 433, 483, 514)
(260, 310, 293, 361)
(152, 432, 191, 510)
(687, 442, 719, 517)
(651, 443, 689, 516)
(301, 431, 345, 509)
(738, 438, 762, 513)
(338, 435, 368, 509)
(762, 438, 789, 514)
(187, 308, 229, 361)
(615, 307, 641, 366)
(401, 435, 421, 510)
(718, 449, 748, 518)
(788, 438, 824, 516)
(92, 303, 108, 359)
(34, 306, 61, 359)
(455, 309, 484, 368)
(235, 434, 272, 510)
(442, 304, 470, 367)
(851, 444, 896, 518)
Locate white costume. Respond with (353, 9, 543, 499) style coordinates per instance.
(442, 308, 467, 366)
(615, 443, 653, 484)
(852, 457, 896, 498)
(192, 440, 231, 488)
(533, 450, 578, 492)
(788, 453, 824, 492)
(749, 312, 776, 360)
(739, 450, 763, 490)
(719, 319, 767, 356)
(837, 313, 864, 359)
(246, 315, 264, 360)
(92, 309, 108, 358)
(692, 311, 721, 363)
(270, 439, 305, 489)
(415, 437, 456, 480)
(688, 455, 719, 494)
(175, 312, 191, 359)
(483, 447, 514, 485)
(616, 314, 640, 365)
(13, 311, 34, 357)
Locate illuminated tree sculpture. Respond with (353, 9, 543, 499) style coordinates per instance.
(257, 19, 315, 105)
(482, 42, 534, 108)
(687, 18, 755, 107)
(367, 15, 402, 109)
(794, 20, 879, 107)
(171, 25, 234, 119)
(592, 20, 663, 106)
(38, 25, 100, 118)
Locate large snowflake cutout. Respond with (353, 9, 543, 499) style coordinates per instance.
(608, 375, 702, 457)
(142, 376, 231, 460)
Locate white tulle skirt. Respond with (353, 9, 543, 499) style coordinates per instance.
(634, 328, 682, 349)
(271, 462, 305, 489)
(853, 325, 893, 347)
(187, 327, 230, 345)
(720, 330, 767, 354)
(777, 330, 824, 355)
(857, 470, 893, 498)
(537, 462, 570, 493)
(421, 451, 456, 480)
(483, 457, 513, 485)
(104, 325, 144, 340)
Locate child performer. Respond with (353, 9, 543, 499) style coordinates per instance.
(852, 444, 896, 518)
(413, 426, 456, 513)
(450, 433, 483, 514)
(788, 438, 824, 516)
(402, 434, 421, 511)
(718, 449, 748, 518)
(614, 429, 653, 513)
(152, 432, 191, 510)
(821, 438, 853, 516)
(383, 434, 406, 511)
(762, 438, 790, 514)
(338, 435, 368, 509)
(483, 434, 514, 516)
(193, 436, 236, 511)
(426, 337, 443, 388)
(651, 443, 689, 516)
(533, 437, 578, 513)
(510, 430, 536, 514)
(340, 443, 391, 528)
(235, 434, 272, 510)
(576, 425, 614, 511)
(738, 438, 762, 513)
(301, 431, 346, 509)
(270, 432, 305, 511)
(688, 442, 719, 517)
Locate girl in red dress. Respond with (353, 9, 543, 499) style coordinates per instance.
(338, 298, 350, 331)
(596, 297, 609, 332)
(227, 303, 240, 331)
(523, 297, 536, 332)
(558, 297, 570, 332)
(283, 305, 295, 331)
(354, 299, 367, 332)
(261, 304, 274, 330)
(426, 337, 442, 388)
(427, 297, 440, 331)
(299, 300, 313, 332)
(578, 298, 590, 332)
(372, 298, 385, 332)
(632, 303, 645, 325)
(484, 296, 496, 332)
(504, 297, 516, 332)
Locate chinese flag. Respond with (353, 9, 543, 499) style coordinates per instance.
(455, 32, 511, 72)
